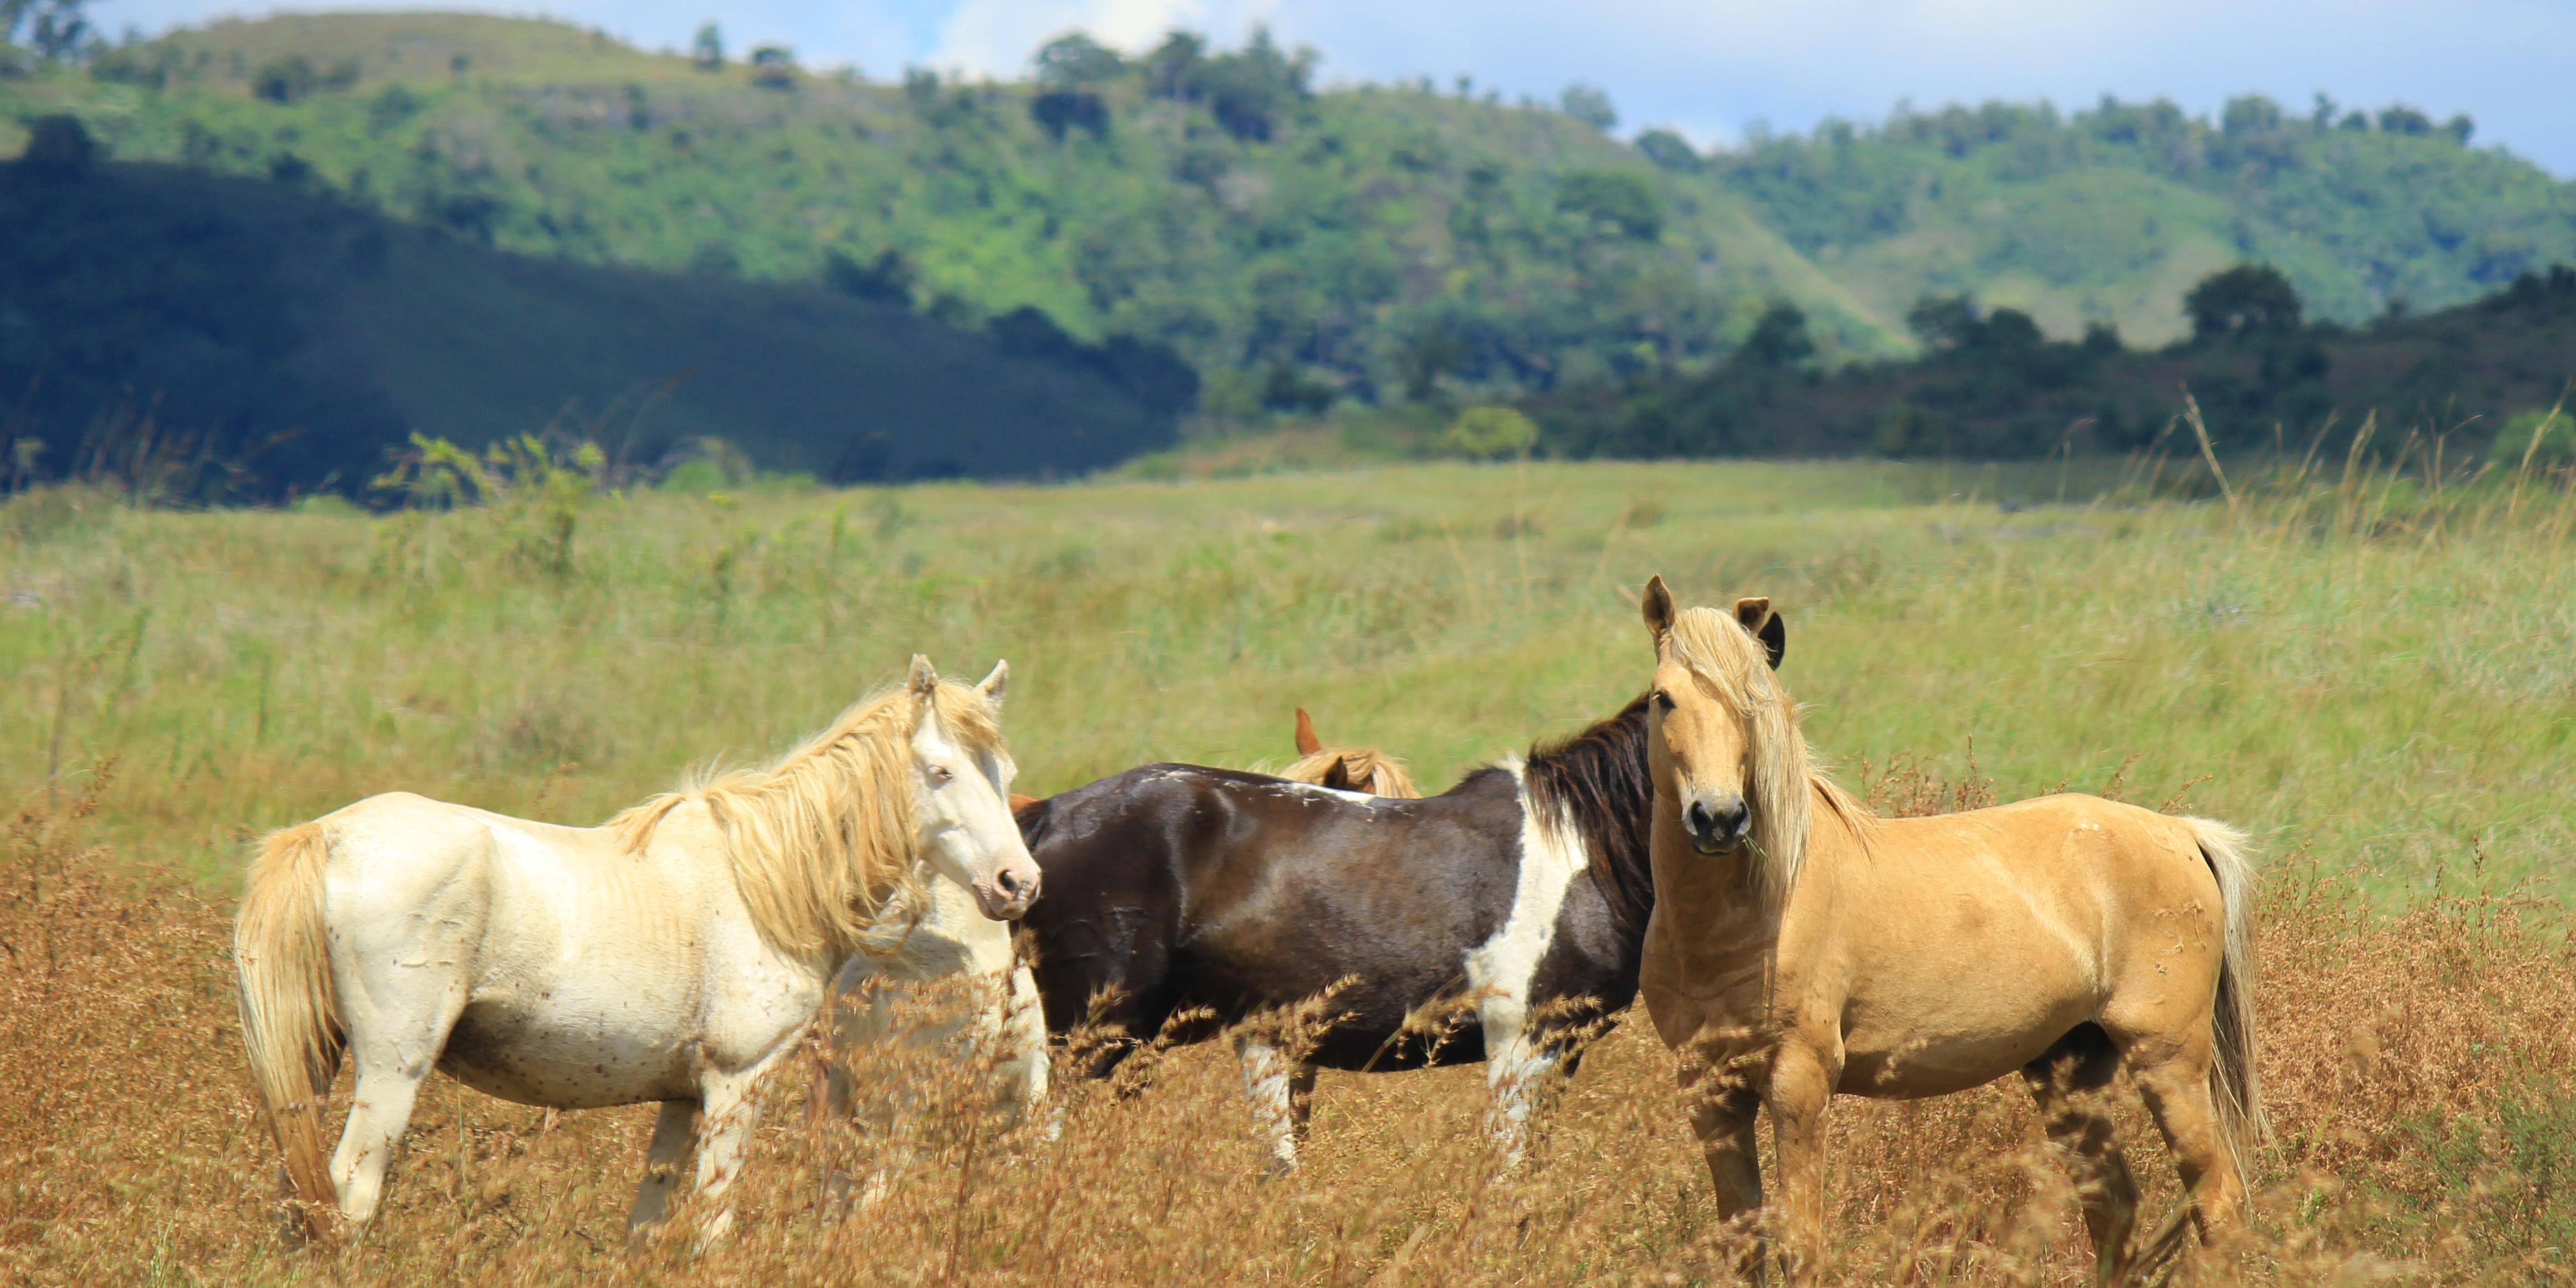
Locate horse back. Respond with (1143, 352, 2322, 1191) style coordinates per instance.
(1018, 763, 1531, 1066)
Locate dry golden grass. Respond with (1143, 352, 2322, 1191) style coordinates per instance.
(6, 757, 2574, 1285)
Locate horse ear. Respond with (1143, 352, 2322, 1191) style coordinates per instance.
(1758, 610, 1786, 670)
(1732, 596, 1771, 632)
(1641, 575, 1676, 642)
(976, 660, 1009, 712)
(1294, 707, 1322, 756)
(907, 654, 938, 702)
(1320, 756, 1355, 792)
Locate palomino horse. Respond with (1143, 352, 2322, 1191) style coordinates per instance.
(1014, 699, 1660, 1172)
(1633, 577, 2262, 1284)
(234, 658, 1040, 1243)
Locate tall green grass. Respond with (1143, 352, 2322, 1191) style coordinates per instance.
(3, 457, 2568, 905)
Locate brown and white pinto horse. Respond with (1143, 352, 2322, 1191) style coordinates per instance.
(1014, 701, 1658, 1172)
(1633, 577, 2263, 1284)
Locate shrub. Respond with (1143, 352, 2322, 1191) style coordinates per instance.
(1443, 404, 1538, 459)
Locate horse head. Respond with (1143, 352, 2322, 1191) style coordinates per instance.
(906, 656, 1043, 920)
(1639, 576, 1809, 900)
(1283, 707, 1422, 798)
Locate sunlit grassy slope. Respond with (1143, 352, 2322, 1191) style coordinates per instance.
(3, 459, 2566, 905)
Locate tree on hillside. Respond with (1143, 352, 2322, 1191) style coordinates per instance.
(1906, 295, 1984, 353)
(3, 0, 92, 61)
(1559, 83, 1617, 132)
(1141, 30, 1204, 99)
(1033, 31, 1123, 87)
(2185, 265, 2303, 340)
(1031, 89, 1109, 140)
(1556, 171, 1661, 240)
(1171, 25, 1315, 142)
(1734, 301, 1815, 370)
(690, 23, 723, 70)
(16, 114, 94, 176)
(253, 54, 317, 103)
(824, 248, 916, 305)
(748, 44, 795, 89)
(1635, 129, 1700, 173)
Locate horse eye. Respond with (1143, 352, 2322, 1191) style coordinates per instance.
(1652, 691, 1675, 711)
(928, 764, 954, 783)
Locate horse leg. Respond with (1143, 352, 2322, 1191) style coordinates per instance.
(689, 1054, 787, 1249)
(1682, 1061, 1766, 1280)
(2022, 1027, 2140, 1286)
(1234, 1034, 1304, 1177)
(1479, 1002, 1562, 1167)
(1287, 1059, 1318, 1148)
(627, 1100, 701, 1238)
(329, 1058, 434, 1226)
(1763, 1039, 1840, 1285)
(1001, 964, 1057, 1138)
(327, 959, 469, 1224)
(2126, 1039, 2247, 1240)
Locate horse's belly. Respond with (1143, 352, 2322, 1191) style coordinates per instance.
(439, 1001, 697, 1109)
(1838, 991, 2098, 1099)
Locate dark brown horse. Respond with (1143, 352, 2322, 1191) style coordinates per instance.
(1012, 698, 1656, 1170)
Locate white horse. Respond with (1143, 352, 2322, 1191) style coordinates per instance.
(234, 656, 1040, 1244)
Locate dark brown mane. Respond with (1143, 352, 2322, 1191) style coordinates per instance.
(1521, 694, 1655, 942)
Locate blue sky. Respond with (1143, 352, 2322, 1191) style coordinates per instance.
(101, 0, 2576, 175)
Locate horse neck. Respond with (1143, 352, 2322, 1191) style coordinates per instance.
(1645, 777, 1855, 972)
(1520, 695, 1657, 940)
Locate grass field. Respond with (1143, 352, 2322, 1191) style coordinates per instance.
(4, 457, 2574, 1282)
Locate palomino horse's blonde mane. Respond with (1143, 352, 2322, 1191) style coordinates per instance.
(1662, 604, 1870, 906)
(611, 680, 1009, 964)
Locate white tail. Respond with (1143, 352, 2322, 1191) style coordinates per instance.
(234, 822, 342, 1238)
(2187, 815, 2267, 1167)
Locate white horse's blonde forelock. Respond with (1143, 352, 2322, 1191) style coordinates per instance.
(1662, 605, 1868, 907)
(612, 680, 1008, 966)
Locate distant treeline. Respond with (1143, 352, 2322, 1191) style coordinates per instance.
(1530, 263, 2576, 464)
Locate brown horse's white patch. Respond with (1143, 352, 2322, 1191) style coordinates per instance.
(1464, 761, 1589, 1160)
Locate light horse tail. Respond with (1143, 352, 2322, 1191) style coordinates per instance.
(234, 821, 343, 1232)
(2185, 815, 2267, 1166)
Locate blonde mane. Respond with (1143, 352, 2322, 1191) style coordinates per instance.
(610, 680, 1009, 965)
(1281, 745, 1423, 798)
(1663, 605, 1870, 905)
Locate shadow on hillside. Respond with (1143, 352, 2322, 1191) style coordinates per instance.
(1, 147, 1184, 499)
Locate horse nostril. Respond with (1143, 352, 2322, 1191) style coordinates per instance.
(997, 869, 1026, 897)
(1716, 803, 1748, 838)
(1686, 802, 1713, 838)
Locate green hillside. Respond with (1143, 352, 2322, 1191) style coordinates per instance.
(7, 10, 2574, 473)
(1714, 99, 2576, 345)
(0, 141, 1183, 496)
(12, 12, 1892, 419)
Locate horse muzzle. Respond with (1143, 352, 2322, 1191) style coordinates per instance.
(1683, 797, 1749, 856)
(976, 863, 1041, 920)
